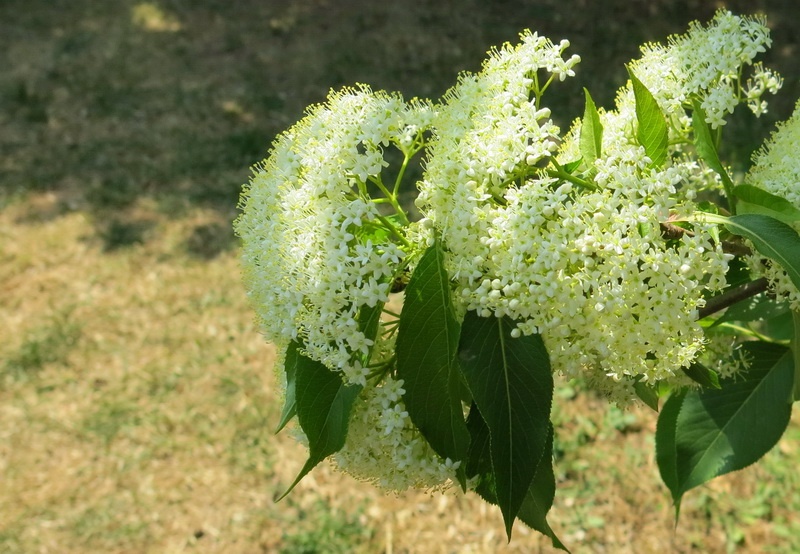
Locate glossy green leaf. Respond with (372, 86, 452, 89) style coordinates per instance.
(734, 184, 800, 224)
(465, 404, 566, 551)
(515, 429, 566, 552)
(723, 256, 754, 290)
(396, 240, 469, 486)
(628, 68, 668, 168)
(792, 310, 800, 402)
(276, 302, 383, 436)
(275, 341, 301, 433)
(656, 342, 793, 512)
(278, 350, 362, 500)
(691, 100, 735, 198)
(458, 312, 553, 538)
(682, 362, 721, 390)
(701, 213, 800, 292)
(358, 303, 383, 343)
(579, 88, 603, 168)
(356, 214, 405, 244)
(654, 387, 684, 517)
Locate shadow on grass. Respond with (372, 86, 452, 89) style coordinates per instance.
(1, 0, 798, 248)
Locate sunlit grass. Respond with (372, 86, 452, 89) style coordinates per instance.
(2, 193, 800, 552)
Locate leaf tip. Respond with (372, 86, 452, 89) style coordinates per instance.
(503, 518, 515, 544)
(274, 483, 295, 503)
(276, 466, 308, 502)
(274, 416, 292, 435)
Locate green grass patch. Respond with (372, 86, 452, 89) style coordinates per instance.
(3, 311, 81, 382)
(280, 500, 375, 554)
(81, 401, 142, 446)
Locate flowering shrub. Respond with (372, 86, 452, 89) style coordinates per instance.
(235, 10, 800, 548)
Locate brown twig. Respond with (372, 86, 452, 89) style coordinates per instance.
(659, 222, 752, 256)
(659, 222, 691, 240)
(697, 277, 769, 320)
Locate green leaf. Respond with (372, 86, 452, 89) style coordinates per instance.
(656, 342, 793, 512)
(356, 214, 405, 244)
(733, 184, 800, 224)
(723, 256, 754, 290)
(633, 378, 660, 411)
(700, 213, 800, 292)
(763, 311, 795, 342)
(579, 88, 603, 168)
(562, 159, 583, 174)
(654, 387, 684, 517)
(466, 405, 567, 551)
(395, 240, 469, 487)
(712, 292, 790, 327)
(515, 429, 567, 553)
(465, 403, 491, 483)
(682, 362, 721, 390)
(691, 100, 735, 199)
(458, 312, 553, 539)
(357, 301, 384, 356)
(792, 310, 800, 402)
(277, 349, 362, 500)
(627, 68, 668, 168)
(275, 341, 301, 433)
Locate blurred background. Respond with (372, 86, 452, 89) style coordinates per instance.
(3, 0, 799, 226)
(2, 1, 800, 552)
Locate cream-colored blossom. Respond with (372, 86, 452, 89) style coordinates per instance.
(334, 372, 458, 490)
(745, 99, 800, 309)
(417, 30, 575, 286)
(236, 85, 456, 491)
(235, 85, 429, 385)
(418, 23, 740, 403)
(241, 12, 785, 492)
(626, 10, 779, 130)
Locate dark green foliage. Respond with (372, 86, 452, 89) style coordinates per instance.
(278, 347, 362, 500)
(657, 342, 793, 513)
(458, 312, 555, 540)
(396, 241, 470, 486)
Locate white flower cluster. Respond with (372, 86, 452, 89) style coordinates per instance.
(417, 30, 577, 285)
(239, 11, 785, 493)
(334, 373, 459, 490)
(628, 10, 779, 129)
(416, 18, 768, 400)
(700, 331, 752, 380)
(235, 86, 431, 385)
(477, 187, 730, 396)
(237, 85, 459, 490)
(744, 63, 784, 117)
(745, 99, 800, 309)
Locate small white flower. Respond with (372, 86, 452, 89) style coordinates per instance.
(745, 99, 800, 309)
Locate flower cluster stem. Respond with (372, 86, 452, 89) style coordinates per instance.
(547, 159, 598, 191)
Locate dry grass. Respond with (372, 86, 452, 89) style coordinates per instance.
(3, 193, 800, 553)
